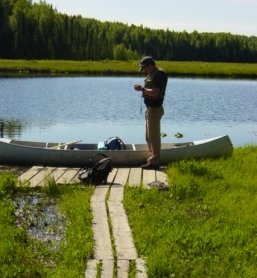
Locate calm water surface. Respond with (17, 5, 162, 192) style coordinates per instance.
(0, 77, 257, 146)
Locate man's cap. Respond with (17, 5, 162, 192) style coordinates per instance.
(139, 56, 155, 71)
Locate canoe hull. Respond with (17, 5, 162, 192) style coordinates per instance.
(160, 136, 233, 164)
(0, 135, 233, 167)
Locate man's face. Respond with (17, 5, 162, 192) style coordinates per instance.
(142, 64, 151, 74)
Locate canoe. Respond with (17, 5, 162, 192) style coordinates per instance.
(0, 135, 233, 167)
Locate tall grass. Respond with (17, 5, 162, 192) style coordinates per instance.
(0, 172, 51, 277)
(50, 186, 94, 277)
(124, 146, 257, 278)
(0, 59, 256, 78)
(0, 175, 94, 278)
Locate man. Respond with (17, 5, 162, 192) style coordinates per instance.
(134, 56, 168, 169)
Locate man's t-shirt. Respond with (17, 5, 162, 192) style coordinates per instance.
(144, 70, 168, 107)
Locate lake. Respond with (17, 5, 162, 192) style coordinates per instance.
(0, 76, 257, 147)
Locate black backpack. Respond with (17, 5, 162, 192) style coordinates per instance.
(78, 153, 113, 185)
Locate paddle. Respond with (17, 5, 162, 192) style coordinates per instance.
(49, 140, 82, 149)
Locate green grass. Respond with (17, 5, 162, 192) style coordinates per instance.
(1, 146, 257, 277)
(0, 175, 94, 278)
(0, 59, 256, 78)
(47, 185, 94, 277)
(124, 146, 257, 278)
(161, 61, 257, 78)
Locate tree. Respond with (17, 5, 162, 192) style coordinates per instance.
(0, 0, 256, 62)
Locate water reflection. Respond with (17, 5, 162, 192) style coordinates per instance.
(14, 193, 65, 251)
(0, 77, 256, 146)
(0, 119, 23, 138)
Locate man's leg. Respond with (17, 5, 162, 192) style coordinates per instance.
(146, 106, 164, 166)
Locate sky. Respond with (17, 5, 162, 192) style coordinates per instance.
(33, 0, 257, 36)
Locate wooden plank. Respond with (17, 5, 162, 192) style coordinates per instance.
(92, 201, 113, 260)
(136, 258, 148, 278)
(29, 167, 55, 187)
(18, 166, 44, 185)
(91, 186, 110, 203)
(69, 168, 81, 184)
(85, 259, 98, 278)
(142, 169, 156, 188)
(128, 167, 142, 187)
(57, 168, 80, 184)
(109, 185, 124, 203)
(108, 202, 138, 260)
(101, 259, 114, 278)
(37, 167, 57, 186)
(85, 167, 151, 278)
(117, 259, 129, 278)
(50, 167, 68, 182)
(108, 201, 138, 260)
(70, 171, 81, 184)
(91, 186, 113, 260)
(107, 168, 118, 184)
(113, 168, 130, 185)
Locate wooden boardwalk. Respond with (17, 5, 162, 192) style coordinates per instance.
(18, 166, 168, 188)
(19, 167, 168, 278)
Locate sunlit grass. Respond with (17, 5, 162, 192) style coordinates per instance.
(0, 59, 256, 78)
(124, 146, 257, 278)
(0, 174, 94, 277)
(160, 61, 257, 78)
(1, 146, 257, 277)
(50, 186, 94, 277)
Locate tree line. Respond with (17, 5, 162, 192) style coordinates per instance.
(1, 0, 257, 62)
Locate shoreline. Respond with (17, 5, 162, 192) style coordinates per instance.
(1, 59, 257, 79)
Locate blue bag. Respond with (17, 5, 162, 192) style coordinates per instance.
(105, 137, 125, 150)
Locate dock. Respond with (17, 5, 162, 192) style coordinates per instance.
(18, 166, 168, 188)
(19, 166, 169, 278)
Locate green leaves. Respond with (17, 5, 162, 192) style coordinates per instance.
(1, 0, 257, 63)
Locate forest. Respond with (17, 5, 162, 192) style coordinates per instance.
(0, 0, 257, 62)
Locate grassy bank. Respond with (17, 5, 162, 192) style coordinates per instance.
(0, 176, 94, 277)
(0, 59, 257, 78)
(124, 146, 257, 277)
(0, 146, 257, 277)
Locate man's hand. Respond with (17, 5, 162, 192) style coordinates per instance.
(134, 84, 143, 92)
